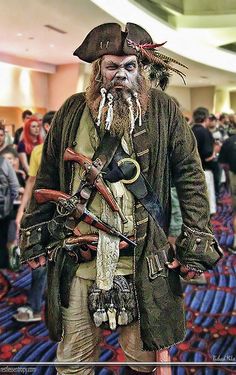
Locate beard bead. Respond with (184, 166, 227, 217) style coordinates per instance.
(96, 87, 107, 127)
(105, 93, 114, 131)
(127, 96, 135, 134)
(133, 92, 142, 127)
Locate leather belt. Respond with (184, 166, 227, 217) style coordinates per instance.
(63, 234, 134, 263)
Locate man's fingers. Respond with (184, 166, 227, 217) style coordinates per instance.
(167, 258, 180, 269)
(28, 256, 46, 269)
(168, 260, 198, 280)
(28, 260, 39, 269)
(181, 271, 196, 280)
(180, 265, 189, 274)
(38, 256, 46, 267)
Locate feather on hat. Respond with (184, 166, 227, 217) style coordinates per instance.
(73, 22, 187, 90)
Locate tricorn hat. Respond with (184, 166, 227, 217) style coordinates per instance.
(73, 22, 153, 63)
(74, 22, 187, 90)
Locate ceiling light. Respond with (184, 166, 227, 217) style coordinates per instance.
(17, 33, 22, 37)
(44, 25, 67, 34)
(49, 44, 55, 48)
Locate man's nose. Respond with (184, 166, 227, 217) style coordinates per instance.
(115, 68, 127, 79)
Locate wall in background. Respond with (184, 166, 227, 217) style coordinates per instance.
(229, 91, 236, 112)
(48, 64, 80, 110)
(190, 86, 215, 114)
(166, 86, 192, 116)
(0, 63, 48, 108)
(0, 62, 49, 128)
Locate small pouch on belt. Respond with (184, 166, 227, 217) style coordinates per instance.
(146, 244, 173, 280)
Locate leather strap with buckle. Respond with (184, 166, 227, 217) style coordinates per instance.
(63, 234, 135, 263)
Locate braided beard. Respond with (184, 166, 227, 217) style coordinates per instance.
(86, 69, 149, 138)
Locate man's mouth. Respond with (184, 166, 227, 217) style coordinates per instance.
(114, 85, 125, 89)
(112, 80, 127, 89)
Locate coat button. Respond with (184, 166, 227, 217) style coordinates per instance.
(72, 141, 77, 146)
(37, 228, 42, 232)
(196, 238, 201, 244)
(26, 231, 31, 236)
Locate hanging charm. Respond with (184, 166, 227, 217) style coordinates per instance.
(118, 307, 128, 325)
(96, 88, 107, 127)
(93, 307, 103, 327)
(107, 302, 117, 330)
(105, 93, 114, 131)
(133, 92, 142, 127)
(101, 308, 108, 322)
(127, 96, 135, 134)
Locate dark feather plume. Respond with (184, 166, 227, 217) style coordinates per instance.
(148, 63, 171, 91)
(127, 38, 187, 89)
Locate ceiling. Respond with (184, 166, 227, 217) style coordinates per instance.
(1, 0, 236, 89)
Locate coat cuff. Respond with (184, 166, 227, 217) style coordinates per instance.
(175, 224, 223, 272)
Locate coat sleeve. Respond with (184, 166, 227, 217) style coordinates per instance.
(19, 95, 78, 263)
(168, 101, 223, 272)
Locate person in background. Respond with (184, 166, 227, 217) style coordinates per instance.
(228, 113, 236, 136)
(19, 22, 222, 375)
(1, 145, 26, 186)
(17, 116, 43, 174)
(16, 111, 56, 230)
(192, 107, 221, 209)
(218, 113, 230, 141)
(0, 155, 19, 268)
(219, 121, 236, 254)
(13, 111, 56, 322)
(4, 128, 14, 146)
(208, 114, 223, 144)
(0, 124, 8, 154)
(1, 147, 26, 252)
(13, 110, 32, 148)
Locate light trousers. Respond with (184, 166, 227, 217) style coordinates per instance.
(56, 276, 156, 375)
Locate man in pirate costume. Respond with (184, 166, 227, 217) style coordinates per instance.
(19, 23, 222, 374)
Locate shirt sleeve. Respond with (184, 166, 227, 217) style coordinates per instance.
(17, 140, 26, 153)
(2, 158, 20, 200)
(28, 147, 41, 177)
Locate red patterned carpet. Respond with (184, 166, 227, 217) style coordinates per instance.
(0, 190, 235, 375)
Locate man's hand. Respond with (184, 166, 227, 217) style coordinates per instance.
(28, 256, 46, 269)
(167, 258, 197, 280)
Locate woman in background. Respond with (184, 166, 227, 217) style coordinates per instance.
(17, 116, 43, 174)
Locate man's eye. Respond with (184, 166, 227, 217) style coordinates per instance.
(126, 64, 136, 71)
(107, 65, 117, 70)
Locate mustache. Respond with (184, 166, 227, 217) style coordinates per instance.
(107, 78, 132, 90)
(105, 80, 137, 99)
